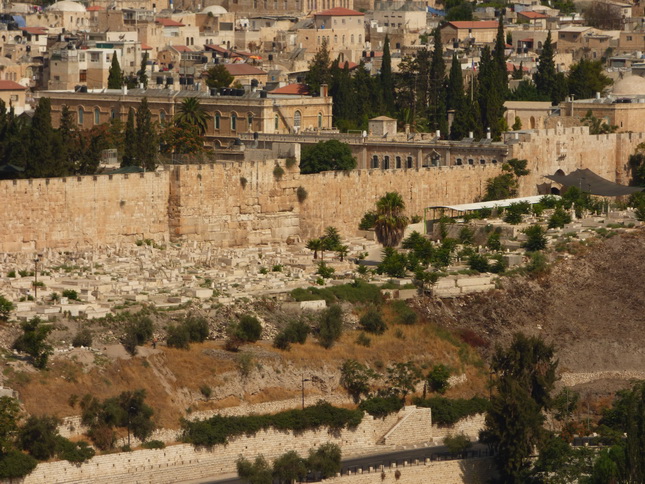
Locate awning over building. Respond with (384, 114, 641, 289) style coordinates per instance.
(426, 195, 549, 214)
(546, 168, 643, 197)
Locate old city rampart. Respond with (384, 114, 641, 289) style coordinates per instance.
(0, 127, 641, 253)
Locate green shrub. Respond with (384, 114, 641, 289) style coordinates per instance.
(413, 396, 490, 426)
(290, 281, 382, 305)
(307, 442, 342, 479)
(0, 450, 37, 478)
(141, 440, 165, 449)
(359, 309, 386, 335)
(199, 384, 212, 398)
(166, 325, 190, 349)
(122, 314, 154, 356)
(57, 438, 95, 463)
(355, 332, 371, 347)
(6, 270, 15, 278)
(523, 225, 547, 252)
(358, 211, 377, 230)
(468, 254, 490, 273)
(18, 415, 60, 461)
(0, 295, 14, 321)
(274, 319, 310, 350)
(458, 226, 474, 245)
(285, 156, 297, 169)
(62, 289, 79, 301)
(297, 186, 308, 203)
(444, 433, 472, 454)
(526, 251, 549, 275)
(238, 315, 262, 342)
(72, 329, 93, 348)
(358, 396, 404, 418)
(273, 164, 285, 179)
(486, 232, 502, 251)
(317, 305, 343, 349)
(427, 364, 451, 394)
(377, 248, 407, 278)
(181, 401, 363, 447)
(389, 300, 417, 325)
(272, 264, 283, 272)
(12, 317, 53, 369)
(184, 315, 209, 343)
(316, 261, 335, 279)
(548, 207, 572, 229)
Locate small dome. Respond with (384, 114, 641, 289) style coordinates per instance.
(612, 75, 645, 96)
(47, 1, 86, 12)
(201, 5, 227, 14)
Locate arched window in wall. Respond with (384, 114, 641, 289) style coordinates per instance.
(294, 110, 301, 128)
(78, 107, 84, 125)
(93, 108, 100, 125)
(383, 155, 390, 169)
(214, 112, 221, 129)
(395, 156, 401, 169)
(371, 155, 379, 169)
(231, 112, 237, 131)
(247, 112, 253, 129)
(274, 114, 279, 130)
(406, 156, 413, 169)
(318, 112, 323, 129)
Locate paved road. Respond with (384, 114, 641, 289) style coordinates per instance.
(191, 443, 491, 484)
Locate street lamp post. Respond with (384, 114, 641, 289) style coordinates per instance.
(301, 377, 311, 410)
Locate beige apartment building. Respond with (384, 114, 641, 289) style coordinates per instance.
(440, 21, 500, 46)
(296, 8, 365, 62)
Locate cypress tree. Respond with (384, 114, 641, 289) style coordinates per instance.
(122, 108, 137, 167)
(429, 28, 448, 135)
(25, 98, 68, 178)
(534, 31, 567, 104)
(135, 98, 157, 171)
(380, 35, 395, 115)
(493, 16, 508, 93)
(451, 79, 481, 140)
(305, 38, 331, 95)
(477, 47, 506, 140)
(352, 62, 379, 129)
(138, 52, 149, 89)
(446, 54, 464, 111)
(107, 51, 123, 89)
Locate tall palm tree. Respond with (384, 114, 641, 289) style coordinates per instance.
(306, 238, 323, 260)
(374, 192, 409, 247)
(175, 97, 211, 135)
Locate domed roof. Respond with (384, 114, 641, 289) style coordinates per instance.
(47, 0, 86, 12)
(201, 5, 227, 14)
(612, 75, 645, 96)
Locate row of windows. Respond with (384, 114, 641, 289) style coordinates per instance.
(370, 155, 499, 169)
(317, 33, 362, 45)
(371, 156, 414, 169)
(81, 108, 326, 132)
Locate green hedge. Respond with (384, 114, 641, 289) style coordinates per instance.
(358, 396, 403, 418)
(412, 396, 490, 426)
(291, 281, 382, 305)
(182, 401, 364, 447)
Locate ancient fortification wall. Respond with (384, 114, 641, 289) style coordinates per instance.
(0, 127, 637, 253)
(0, 172, 170, 253)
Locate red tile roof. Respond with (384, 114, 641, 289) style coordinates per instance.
(21, 27, 48, 35)
(156, 18, 185, 27)
(339, 60, 359, 69)
(446, 21, 499, 29)
(0, 81, 25, 91)
(141, 43, 153, 50)
(86, 6, 103, 11)
(224, 63, 267, 76)
(172, 45, 193, 52)
(507, 62, 529, 72)
(204, 44, 242, 57)
(314, 7, 364, 16)
(518, 10, 548, 19)
(270, 84, 310, 95)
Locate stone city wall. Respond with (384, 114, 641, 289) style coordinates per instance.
(0, 172, 170, 253)
(0, 127, 637, 253)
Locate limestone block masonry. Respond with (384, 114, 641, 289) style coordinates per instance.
(0, 127, 640, 253)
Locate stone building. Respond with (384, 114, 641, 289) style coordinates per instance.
(296, 8, 365, 63)
(221, 0, 353, 16)
(440, 20, 500, 46)
(43, 86, 333, 146)
(560, 75, 645, 132)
